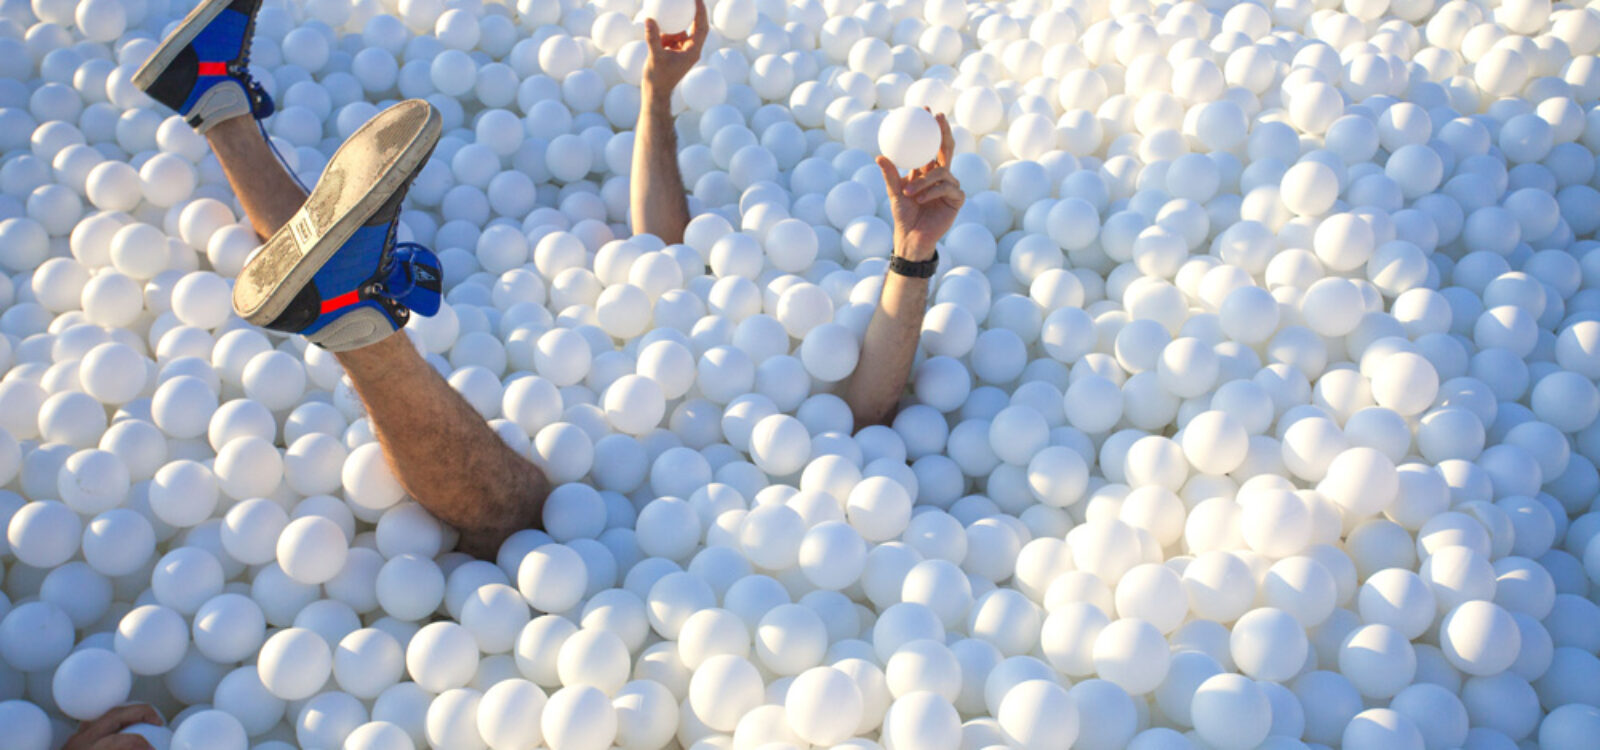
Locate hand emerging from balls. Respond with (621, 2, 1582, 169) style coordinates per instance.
(642, 0, 708, 97)
(64, 704, 163, 750)
(876, 110, 963, 262)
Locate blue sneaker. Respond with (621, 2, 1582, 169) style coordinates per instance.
(133, 0, 274, 131)
(233, 100, 444, 352)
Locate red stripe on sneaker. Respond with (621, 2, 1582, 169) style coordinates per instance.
(197, 62, 227, 76)
(320, 291, 359, 314)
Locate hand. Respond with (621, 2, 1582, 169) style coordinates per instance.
(876, 111, 963, 262)
(642, 0, 708, 98)
(63, 704, 162, 750)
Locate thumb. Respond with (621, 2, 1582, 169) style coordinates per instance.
(876, 156, 902, 199)
(644, 18, 662, 52)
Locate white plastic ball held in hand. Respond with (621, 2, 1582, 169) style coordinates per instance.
(879, 107, 942, 170)
(641, 0, 695, 33)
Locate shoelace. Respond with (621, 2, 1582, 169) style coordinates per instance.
(253, 112, 311, 194)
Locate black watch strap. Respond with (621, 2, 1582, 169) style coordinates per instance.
(889, 250, 939, 278)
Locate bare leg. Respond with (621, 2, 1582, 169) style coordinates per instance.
(207, 114, 549, 557)
(205, 116, 307, 239)
(336, 335, 548, 557)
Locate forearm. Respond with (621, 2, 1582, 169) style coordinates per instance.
(630, 86, 691, 245)
(845, 267, 931, 430)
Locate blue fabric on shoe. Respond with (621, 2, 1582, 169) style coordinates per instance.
(390, 243, 443, 317)
(189, 7, 249, 60)
(297, 224, 441, 339)
(175, 9, 258, 116)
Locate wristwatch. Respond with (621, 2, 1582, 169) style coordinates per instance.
(889, 249, 939, 278)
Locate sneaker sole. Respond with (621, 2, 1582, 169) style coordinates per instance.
(132, 0, 235, 90)
(232, 99, 441, 327)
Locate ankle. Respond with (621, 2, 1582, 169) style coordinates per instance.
(333, 327, 415, 368)
(201, 112, 259, 142)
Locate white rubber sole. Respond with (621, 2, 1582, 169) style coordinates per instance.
(232, 100, 441, 328)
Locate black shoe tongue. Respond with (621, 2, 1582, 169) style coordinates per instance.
(362, 183, 409, 227)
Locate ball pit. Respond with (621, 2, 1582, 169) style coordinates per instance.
(0, 0, 1597, 747)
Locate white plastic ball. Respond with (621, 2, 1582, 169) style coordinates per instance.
(277, 515, 350, 585)
(878, 107, 941, 169)
(258, 627, 333, 701)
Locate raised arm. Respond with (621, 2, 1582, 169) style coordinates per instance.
(630, 0, 707, 245)
(846, 113, 965, 429)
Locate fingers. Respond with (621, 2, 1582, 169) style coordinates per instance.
(644, 18, 662, 53)
(915, 182, 964, 206)
(105, 704, 162, 729)
(92, 736, 156, 750)
(935, 112, 954, 167)
(691, 0, 709, 45)
(77, 705, 163, 741)
(907, 167, 963, 206)
(902, 166, 955, 198)
(875, 156, 902, 199)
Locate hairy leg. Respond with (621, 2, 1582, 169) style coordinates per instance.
(204, 116, 307, 239)
(208, 115, 548, 557)
(336, 334, 548, 557)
